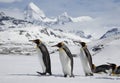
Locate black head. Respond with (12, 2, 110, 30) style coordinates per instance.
(80, 42, 86, 47)
(110, 64, 117, 71)
(52, 42, 64, 48)
(107, 63, 117, 71)
(29, 39, 41, 45)
(114, 66, 120, 74)
(116, 66, 120, 69)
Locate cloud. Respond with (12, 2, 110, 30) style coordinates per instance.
(0, 0, 22, 3)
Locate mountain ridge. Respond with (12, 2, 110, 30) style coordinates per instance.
(24, 2, 93, 26)
(100, 28, 120, 39)
(0, 12, 32, 30)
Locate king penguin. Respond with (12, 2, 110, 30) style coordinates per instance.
(52, 42, 74, 77)
(79, 42, 93, 76)
(30, 39, 52, 75)
(92, 63, 117, 76)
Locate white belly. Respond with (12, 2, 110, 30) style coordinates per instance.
(36, 48, 46, 72)
(80, 48, 92, 74)
(59, 48, 72, 76)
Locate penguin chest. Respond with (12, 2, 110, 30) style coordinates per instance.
(80, 48, 92, 73)
(59, 48, 71, 74)
(80, 48, 89, 65)
(36, 47, 46, 72)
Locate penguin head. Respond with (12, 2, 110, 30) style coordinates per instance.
(110, 64, 117, 71)
(29, 39, 41, 45)
(107, 62, 117, 72)
(114, 66, 120, 75)
(52, 42, 64, 48)
(80, 42, 86, 47)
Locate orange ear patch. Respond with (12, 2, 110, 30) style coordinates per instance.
(61, 42, 64, 46)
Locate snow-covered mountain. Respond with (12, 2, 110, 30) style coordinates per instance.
(0, 10, 91, 47)
(3, 2, 120, 42)
(24, 2, 93, 39)
(0, 26, 90, 44)
(86, 28, 120, 56)
(0, 12, 32, 30)
(0, 2, 93, 40)
(0, 26, 90, 55)
(100, 28, 120, 39)
(24, 2, 57, 26)
(24, 2, 93, 26)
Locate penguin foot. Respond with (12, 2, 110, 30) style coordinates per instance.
(85, 73, 93, 76)
(70, 74, 74, 77)
(48, 72, 52, 75)
(89, 73, 93, 76)
(64, 74, 74, 77)
(64, 74, 67, 77)
(37, 72, 46, 75)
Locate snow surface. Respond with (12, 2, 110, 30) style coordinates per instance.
(1, 39, 120, 83)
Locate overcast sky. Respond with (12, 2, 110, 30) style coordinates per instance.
(0, 0, 120, 37)
(0, 0, 120, 16)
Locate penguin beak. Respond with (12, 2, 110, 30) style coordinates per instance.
(106, 62, 111, 65)
(29, 40, 35, 43)
(106, 62, 114, 65)
(51, 44, 58, 47)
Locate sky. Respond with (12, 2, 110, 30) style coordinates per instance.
(0, 0, 120, 16)
(0, 0, 120, 36)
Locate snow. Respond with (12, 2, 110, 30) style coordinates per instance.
(0, 26, 90, 44)
(0, 55, 119, 83)
(92, 39, 120, 66)
(1, 39, 120, 83)
(100, 28, 120, 39)
(28, 2, 45, 18)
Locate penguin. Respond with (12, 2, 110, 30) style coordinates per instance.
(30, 39, 52, 75)
(79, 42, 93, 76)
(92, 63, 117, 75)
(52, 42, 74, 77)
(80, 42, 93, 71)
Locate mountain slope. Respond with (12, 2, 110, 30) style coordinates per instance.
(0, 26, 90, 55)
(24, 2, 46, 22)
(0, 12, 32, 30)
(100, 28, 120, 39)
(0, 26, 90, 44)
(92, 39, 120, 66)
(87, 28, 120, 58)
